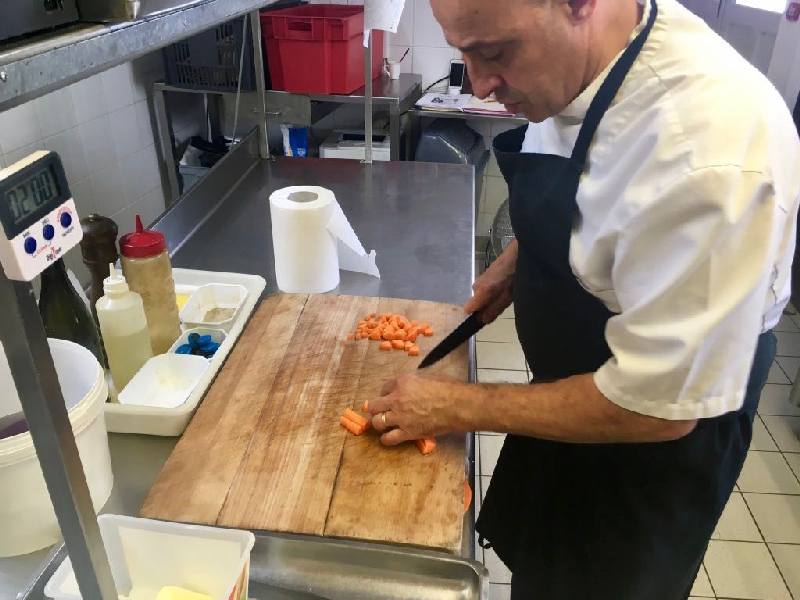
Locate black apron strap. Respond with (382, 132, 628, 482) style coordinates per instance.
(571, 0, 659, 166)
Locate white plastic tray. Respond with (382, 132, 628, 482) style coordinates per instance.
(104, 268, 266, 436)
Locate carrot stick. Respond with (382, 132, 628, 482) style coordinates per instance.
(416, 438, 437, 455)
(340, 416, 366, 436)
(379, 341, 392, 351)
(343, 408, 368, 428)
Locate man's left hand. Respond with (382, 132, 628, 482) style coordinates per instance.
(366, 372, 467, 445)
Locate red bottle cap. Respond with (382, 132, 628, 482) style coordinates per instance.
(119, 215, 167, 259)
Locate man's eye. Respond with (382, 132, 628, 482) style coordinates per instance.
(481, 50, 503, 62)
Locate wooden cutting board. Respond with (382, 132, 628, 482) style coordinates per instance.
(141, 294, 469, 553)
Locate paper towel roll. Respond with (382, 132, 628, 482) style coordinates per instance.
(270, 186, 380, 294)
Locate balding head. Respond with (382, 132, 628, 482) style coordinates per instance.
(431, 0, 642, 121)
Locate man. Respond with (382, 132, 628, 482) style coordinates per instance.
(366, 0, 800, 598)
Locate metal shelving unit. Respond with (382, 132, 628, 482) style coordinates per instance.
(0, 0, 273, 112)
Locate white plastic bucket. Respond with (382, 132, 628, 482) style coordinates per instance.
(45, 515, 255, 600)
(0, 338, 113, 557)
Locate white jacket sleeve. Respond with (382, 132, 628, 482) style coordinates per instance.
(594, 165, 791, 420)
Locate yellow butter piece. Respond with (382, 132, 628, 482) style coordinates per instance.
(175, 294, 190, 311)
(155, 586, 212, 600)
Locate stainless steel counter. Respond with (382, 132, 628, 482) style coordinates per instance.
(1, 143, 477, 599)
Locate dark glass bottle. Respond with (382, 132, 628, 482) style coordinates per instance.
(38, 258, 108, 369)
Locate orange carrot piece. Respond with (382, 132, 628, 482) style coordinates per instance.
(416, 438, 437, 455)
(423, 327, 434, 337)
(382, 329, 394, 341)
(404, 341, 413, 351)
(395, 329, 407, 341)
(408, 345, 420, 356)
(343, 408, 368, 428)
(379, 341, 392, 351)
(340, 416, 365, 435)
(464, 480, 472, 512)
(369, 330, 382, 341)
(391, 339, 405, 350)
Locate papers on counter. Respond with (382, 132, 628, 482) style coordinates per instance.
(415, 93, 519, 117)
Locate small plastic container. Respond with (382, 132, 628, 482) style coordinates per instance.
(44, 514, 255, 600)
(168, 328, 227, 359)
(118, 354, 209, 409)
(180, 284, 247, 332)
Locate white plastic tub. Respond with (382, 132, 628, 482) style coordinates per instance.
(118, 354, 209, 409)
(45, 515, 255, 600)
(0, 339, 113, 557)
(180, 283, 247, 332)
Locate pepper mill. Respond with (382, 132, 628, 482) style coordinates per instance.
(79, 214, 119, 324)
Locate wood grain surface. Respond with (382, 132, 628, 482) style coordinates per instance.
(141, 294, 468, 552)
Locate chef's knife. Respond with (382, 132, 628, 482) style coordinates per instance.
(418, 312, 484, 369)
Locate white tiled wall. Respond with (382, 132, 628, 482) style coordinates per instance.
(0, 54, 167, 284)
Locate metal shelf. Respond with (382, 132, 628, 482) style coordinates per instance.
(0, 0, 274, 112)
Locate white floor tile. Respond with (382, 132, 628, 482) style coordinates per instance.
(769, 543, 800, 599)
(761, 416, 800, 452)
(776, 331, 800, 357)
(745, 493, 800, 544)
(776, 314, 800, 332)
(785, 453, 800, 480)
(499, 305, 514, 319)
(704, 540, 791, 600)
(483, 547, 512, 584)
(489, 583, 511, 600)
(768, 361, 791, 384)
(737, 451, 800, 494)
(477, 369, 530, 384)
(758, 384, 800, 417)
(776, 356, 800, 383)
(477, 319, 518, 343)
(690, 564, 715, 597)
(751, 416, 779, 451)
(479, 434, 505, 476)
(476, 342, 527, 371)
(712, 492, 762, 541)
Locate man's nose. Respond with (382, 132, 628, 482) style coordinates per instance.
(465, 60, 501, 99)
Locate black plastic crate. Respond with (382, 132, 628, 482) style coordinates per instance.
(163, 16, 256, 92)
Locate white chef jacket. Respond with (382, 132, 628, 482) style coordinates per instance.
(521, 0, 800, 420)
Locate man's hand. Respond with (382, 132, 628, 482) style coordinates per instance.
(366, 372, 468, 446)
(465, 239, 517, 323)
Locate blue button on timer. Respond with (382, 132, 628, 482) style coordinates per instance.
(59, 211, 73, 228)
(43, 224, 55, 241)
(24, 237, 37, 255)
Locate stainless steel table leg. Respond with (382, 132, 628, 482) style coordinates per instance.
(153, 84, 181, 205)
(390, 104, 400, 161)
(250, 10, 269, 159)
(0, 273, 116, 600)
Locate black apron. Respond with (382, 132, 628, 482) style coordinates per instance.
(475, 1, 777, 598)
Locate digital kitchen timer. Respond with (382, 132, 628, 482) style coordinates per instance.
(0, 151, 82, 281)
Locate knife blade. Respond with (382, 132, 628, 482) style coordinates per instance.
(418, 313, 484, 369)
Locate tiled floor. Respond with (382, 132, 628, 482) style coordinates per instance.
(472, 306, 800, 599)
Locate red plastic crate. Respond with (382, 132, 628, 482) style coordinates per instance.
(260, 4, 384, 95)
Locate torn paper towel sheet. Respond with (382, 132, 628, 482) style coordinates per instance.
(364, 0, 406, 46)
(270, 186, 380, 294)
